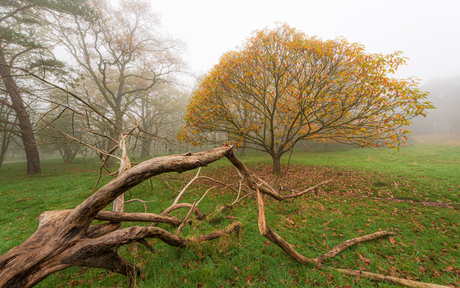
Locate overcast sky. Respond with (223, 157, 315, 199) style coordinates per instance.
(152, 0, 459, 83)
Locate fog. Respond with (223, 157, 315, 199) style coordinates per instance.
(410, 76, 460, 135)
(153, 0, 459, 82)
(151, 0, 459, 137)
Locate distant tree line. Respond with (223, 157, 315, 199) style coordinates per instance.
(0, 0, 192, 172)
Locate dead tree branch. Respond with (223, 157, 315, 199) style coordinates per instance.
(0, 146, 235, 288)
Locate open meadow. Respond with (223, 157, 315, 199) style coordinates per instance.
(1, 136, 459, 287)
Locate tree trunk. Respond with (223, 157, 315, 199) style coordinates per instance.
(140, 138, 151, 158)
(271, 153, 281, 173)
(239, 146, 246, 156)
(0, 44, 41, 175)
(105, 127, 120, 167)
(0, 123, 12, 169)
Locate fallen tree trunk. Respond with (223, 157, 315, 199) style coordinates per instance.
(0, 146, 238, 288)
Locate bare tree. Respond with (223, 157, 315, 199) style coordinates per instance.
(38, 107, 85, 164)
(126, 81, 188, 158)
(53, 0, 186, 162)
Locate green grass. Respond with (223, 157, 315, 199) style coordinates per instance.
(1, 143, 459, 287)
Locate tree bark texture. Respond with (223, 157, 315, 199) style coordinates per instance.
(271, 153, 281, 173)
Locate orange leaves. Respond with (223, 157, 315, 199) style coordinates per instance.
(179, 23, 434, 156)
(389, 236, 396, 245)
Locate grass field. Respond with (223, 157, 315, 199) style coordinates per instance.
(1, 139, 459, 287)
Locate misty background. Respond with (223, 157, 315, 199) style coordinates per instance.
(150, 0, 460, 138)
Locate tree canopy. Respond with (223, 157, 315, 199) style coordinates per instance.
(179, 24, 434, 172)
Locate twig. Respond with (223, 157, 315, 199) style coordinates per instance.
(151, 203, 206, 227)
(282, 180, 333, 200)
(137, 239, 155, 253)
(172, 167, 201, 206)
(231, 181, 243, 206)
(175, 202, 196, 235)
(124, 199, 156, 213)
(196, 186, 216, 206)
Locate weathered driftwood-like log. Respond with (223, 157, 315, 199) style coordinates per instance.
(0, 146, 237, 288)
(316, 230, 397, 261)
(254, 186, 395, 267)
(254, 186, 321, 266)
(94, 211, 182, 226)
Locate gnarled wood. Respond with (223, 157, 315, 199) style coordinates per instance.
(316, 230, 397, 261)
(0, 147, 234, 287)
(255, 186, 320, 266)
(94, 211, 182, 226)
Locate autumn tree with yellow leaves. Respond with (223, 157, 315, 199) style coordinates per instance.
(179, 24, 434, 172)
